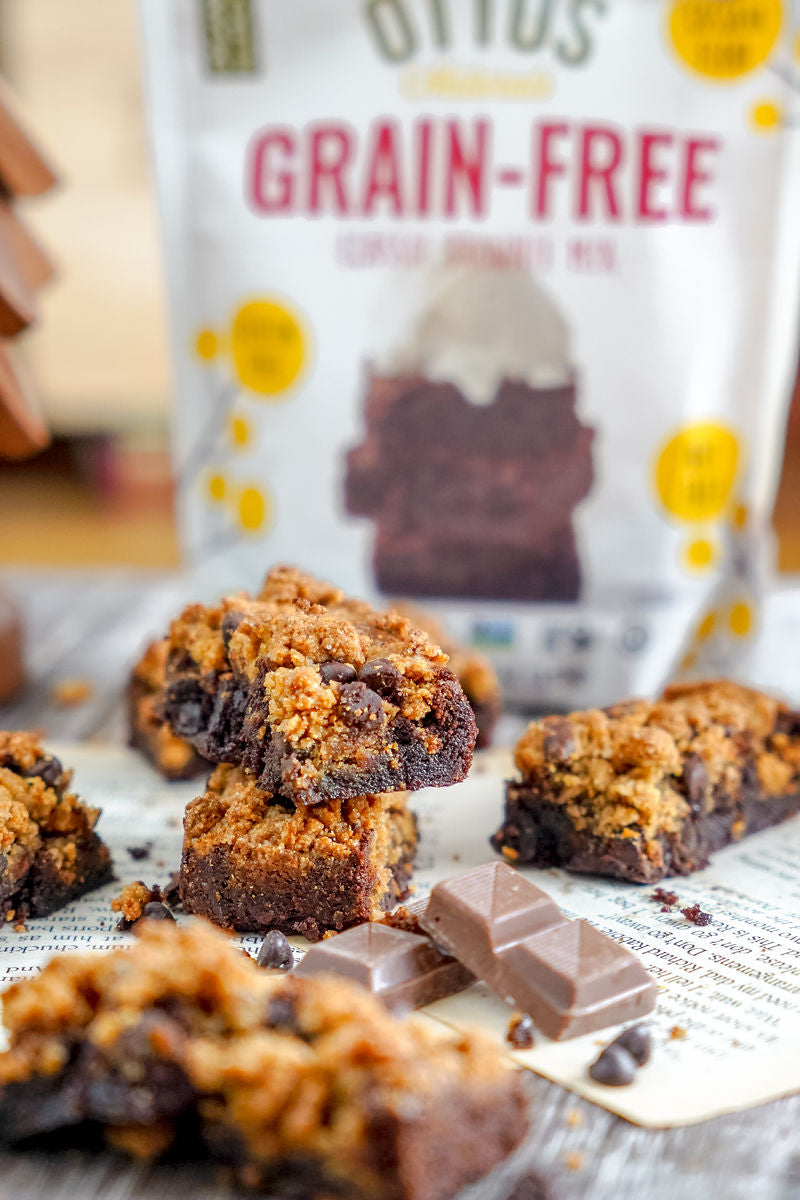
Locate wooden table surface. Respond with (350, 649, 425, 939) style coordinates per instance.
(1, 570, 799, 1200)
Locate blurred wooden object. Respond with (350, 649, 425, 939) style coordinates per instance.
(0, 74, 56, 459)
(0, 0, 170, 436)
(0, 587, 23, 702)
(773, 345, 800, 572)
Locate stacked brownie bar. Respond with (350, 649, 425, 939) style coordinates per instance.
(345, 374, 594, 601)
(158, 566, 477, 938)
(493, 680, 800, 883)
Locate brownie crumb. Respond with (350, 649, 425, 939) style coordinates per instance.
(163, 871, 182, 908)
(112, 881, 180, 931)
(565, 1108, 583, 1128)
(256, 930, 293, 971)
(51, 679, 93, 707)
(506, 1013, 535, 1050)
(126, 843, 152, 861)
(681, 904, 712, 926)
(565, 1151, 584, 1171)
(12, 923, 26, 934)
(670, 1025, 687, 1040)
(137, 901, 175, 925)
(651, 888, 678, 906)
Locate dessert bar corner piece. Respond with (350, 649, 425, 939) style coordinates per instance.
(493, 679, 800, 883)
(128, 637, 207, 781)
(0, 731, 112, 919)
(163, 564, 477, 804)
(179, 764, 417, 939)
(0, 920, 529, 1200)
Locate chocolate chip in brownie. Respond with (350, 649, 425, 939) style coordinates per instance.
(680, 752, 709, 814)
(588, 1043, 636, 1086)
(506, 1013, 535, 1050)
(612, 1024, 651, 1066)
(221, 610, 246, 648)
(338, 681, 384, 727)
(23, 756, 63, 788)
(542, 718, 575, 764)
(319, 660, 357, 685)
(681, 904, 712, 926)
(257, 930, 293, 971)
(266, 992, 300, 1034)
(358, 657, 401, 699)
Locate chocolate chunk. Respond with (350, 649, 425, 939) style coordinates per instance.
(139, 902, 175, 922)
(23, 756, 63, 788)
(266, 992, 299, 1033)
(681, 753, 709, 814)
(542, 718, 575, 764)
(221, 610, 245, 648)
(337, 681, 384, 727)
(681, 904, 712, 926)
(126, 845, 151, 861)
(776, 709, 800, 737)
(506, 1013, 535, 1049)
(613, 1024, 651, 1066)
(358, 657, 401, 698)
(319, 660, 357, 685)
(294, 919, 473, 1012)
(420, 863, 656, 1041)
(588, 1043, 636, 1086)
(257, 929, 293, 971)
(163, 872, 181, 908)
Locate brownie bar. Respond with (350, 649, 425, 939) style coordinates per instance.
(392, 603, 502, 747)
(0, 920, 528, 1200)
(163, 565, 477, 804)
(0, 731, 112, 919)
(492, 680, 800, 883)
(180, 763, 417, 940)
(374, 525, 581, 601)
(128, 638, 207, 781)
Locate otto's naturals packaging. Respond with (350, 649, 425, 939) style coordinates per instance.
(140, 0, 800, 707)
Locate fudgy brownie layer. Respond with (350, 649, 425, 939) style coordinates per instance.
(0, 731, 112, 920)
(128, 638, 207, 782)
(374, 527, 581, 602)
(180, 765, 417, 939)
(164, 566, 477, 805)
(493, 681, 800, 882)
(0, 921, 528, 1200)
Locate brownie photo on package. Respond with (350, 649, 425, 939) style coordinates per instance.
(345, 266, 594, 602)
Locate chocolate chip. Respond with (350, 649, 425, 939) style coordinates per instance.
(681, 753, 708, 814)
(506, 1013, 535, 1049)
(126, 844, 151, 861)
(140, 902, 175, 922)
(358, 657, 401, 698)
(542, 718, 575, 764)
(266, 992, 299, 1033)
(163, 872, 181, 908)
(319, 660, 357, 685)
(220, 610, 245, 648)
(588, 1043, 637, 1086)
(338, 681, 384, 727)
(612, 1024, 651, 1066)
(257, 929, 293, 971)
(24, 756, 63, 788)
(775, 709, 800, 737)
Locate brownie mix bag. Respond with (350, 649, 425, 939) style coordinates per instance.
(140, 0, 800, 708)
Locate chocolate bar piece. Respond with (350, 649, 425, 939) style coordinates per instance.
(493, 680, 800, 883)
(164, 565, 477, 805)
(420, 862, 656, 1040)
(294, 909, 474, 1011)
(0, 920, 529, 1200)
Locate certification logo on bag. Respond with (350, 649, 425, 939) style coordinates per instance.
(201, 0, 257, 73)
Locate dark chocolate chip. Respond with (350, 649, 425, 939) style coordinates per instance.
(163, 871, 182, 908)
(681, 753, 709, 814)
(358, 657, 401, 698)
(319, 660, 357, 685)
(775, 709, 800, 737)
(168, 680, 212, 738)
(266, 992, 299, 1033)
(588, 1043, 637, 1086)
(612, 1024, 651, 1066)
(506, 1013, 535, 1050)
(24, 756, 63, 788)
(126, 845, 151, 861)
(257, 929, 293, 971)
(140, 902, 175, 922)
(221, 609, 245, 648)
(542, 718, 575, 764)
(338, 681, 384, 727)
